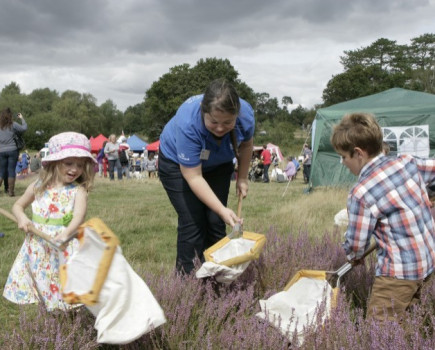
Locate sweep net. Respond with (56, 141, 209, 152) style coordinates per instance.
(60, 218, 166, 344)
(196, 231, 266, 284)
(256, 270, 336, 345)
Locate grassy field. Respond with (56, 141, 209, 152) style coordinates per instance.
(0, 172, 348, 329)
(1, 172, 435, 349)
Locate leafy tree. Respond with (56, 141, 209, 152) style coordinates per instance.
(99, 99, 123, 136)
(143, 58, 255, 140)
(1, 82, 21, 97)
(28, 88, 60, 113)
(124, 102, 147, 136)
(26, 112, 59, 149)
(289, 105, 308, 126)
(281, 96, 293, 110)
(322, 65, 401, 106)
(323, 34, 435, 105)
(406, 34, 435, 93)
(341, 38, 402, 72)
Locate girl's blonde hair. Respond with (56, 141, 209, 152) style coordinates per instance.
(35, 158, 95, 195)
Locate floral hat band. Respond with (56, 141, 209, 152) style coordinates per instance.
(41, 132, 97, 166)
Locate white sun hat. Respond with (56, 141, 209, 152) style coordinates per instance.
(42, 132, 97, 166)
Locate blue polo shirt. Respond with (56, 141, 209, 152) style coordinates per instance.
(160, 94, 255, 172)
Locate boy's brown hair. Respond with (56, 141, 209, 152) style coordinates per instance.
(331, 113, 383, 157)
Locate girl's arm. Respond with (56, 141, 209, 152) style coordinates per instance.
(180, 165, 239, 227)
(12, 181, 36, 232)
(54, 187, 88, 242)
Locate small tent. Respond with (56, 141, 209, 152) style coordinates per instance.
(266, 143, 284, 162)
(90, 134, 108, 153)
(253, 143, 284, 162)
(310, 88, 435, 188)
(146, 140, 160, 152)
(127, 134, 148, 153)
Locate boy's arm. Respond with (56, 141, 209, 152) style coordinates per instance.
(415, 157, 435, 184)
(344, 195, 376, 261)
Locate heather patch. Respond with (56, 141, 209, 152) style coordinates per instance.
(3, 227, 433, 349)
(1, 179, 434, 348)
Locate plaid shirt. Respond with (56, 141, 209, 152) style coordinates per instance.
(344, 154, 435, 280)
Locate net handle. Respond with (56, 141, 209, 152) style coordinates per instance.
(0, 207, 66, 250)
(237, 193, 243, 218)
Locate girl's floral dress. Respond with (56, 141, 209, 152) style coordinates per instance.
(3, 183, 80, 311)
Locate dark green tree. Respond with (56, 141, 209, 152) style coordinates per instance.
(99, 99, 124, 136)
(322, 35, 435, 106)
(142, 58, 255, 141)
(28, 88, 60, 113)
(406, 34, 435, 93)
(123, 102, 147, 136)
(1, 82, 21, 97)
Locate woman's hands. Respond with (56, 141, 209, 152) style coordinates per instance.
(236, 178, 249, 198)
(217, 207, 243, 228)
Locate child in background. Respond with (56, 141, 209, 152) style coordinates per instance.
(284, 156, 296, 181)
(331, 113, 435, 322)
(3, 132, 96, 310)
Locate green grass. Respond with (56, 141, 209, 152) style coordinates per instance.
(0, 172, 348, 335)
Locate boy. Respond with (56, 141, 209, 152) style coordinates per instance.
(331, 112, 435, 322)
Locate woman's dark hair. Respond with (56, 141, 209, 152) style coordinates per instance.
(201, 79, 241, 116)
(0, 108, 13, 129)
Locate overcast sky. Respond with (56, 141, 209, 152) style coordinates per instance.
(0, 0, 434, 112)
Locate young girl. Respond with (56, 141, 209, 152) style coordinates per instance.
(3, 132, 96, 310)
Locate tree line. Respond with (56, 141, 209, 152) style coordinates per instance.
(322, 33, 435, 106)
(1, 33, 433, 152)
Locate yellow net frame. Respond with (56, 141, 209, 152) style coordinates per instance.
(59, 218, 119, 305)
(203, 231, 266, 267)
(283, 269, 339, 308)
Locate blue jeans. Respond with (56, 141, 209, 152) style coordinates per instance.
(0, 150, 19, 179)
(108, 159, 122, 180)
(263, 163, 270, 182)
(158, 151, 233, 274)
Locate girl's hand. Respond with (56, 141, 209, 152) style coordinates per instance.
(54, 229, 70, 244)
(16, 216, 33, 233)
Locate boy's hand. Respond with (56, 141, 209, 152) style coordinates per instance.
(350, 257, 365, 266)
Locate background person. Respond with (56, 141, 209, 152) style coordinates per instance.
(302, 143, 312, 184)
(331, 112, 435, 323)
(119, 137, 131, 179)
(284, 156, 296, 181)
(0, 108, 27, 196)
(3, 132, 96, 310)
(292, 155, 300, 179)
(104, 134, 122, 180)
(260, 144, 271, 183)
(15, 153, 29, 176)
(144, 152, 157, 178)
(30, 152, 42, 174)
(158, 79, 255, 274)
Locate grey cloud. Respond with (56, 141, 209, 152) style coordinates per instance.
(0, 0, 433, 111)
